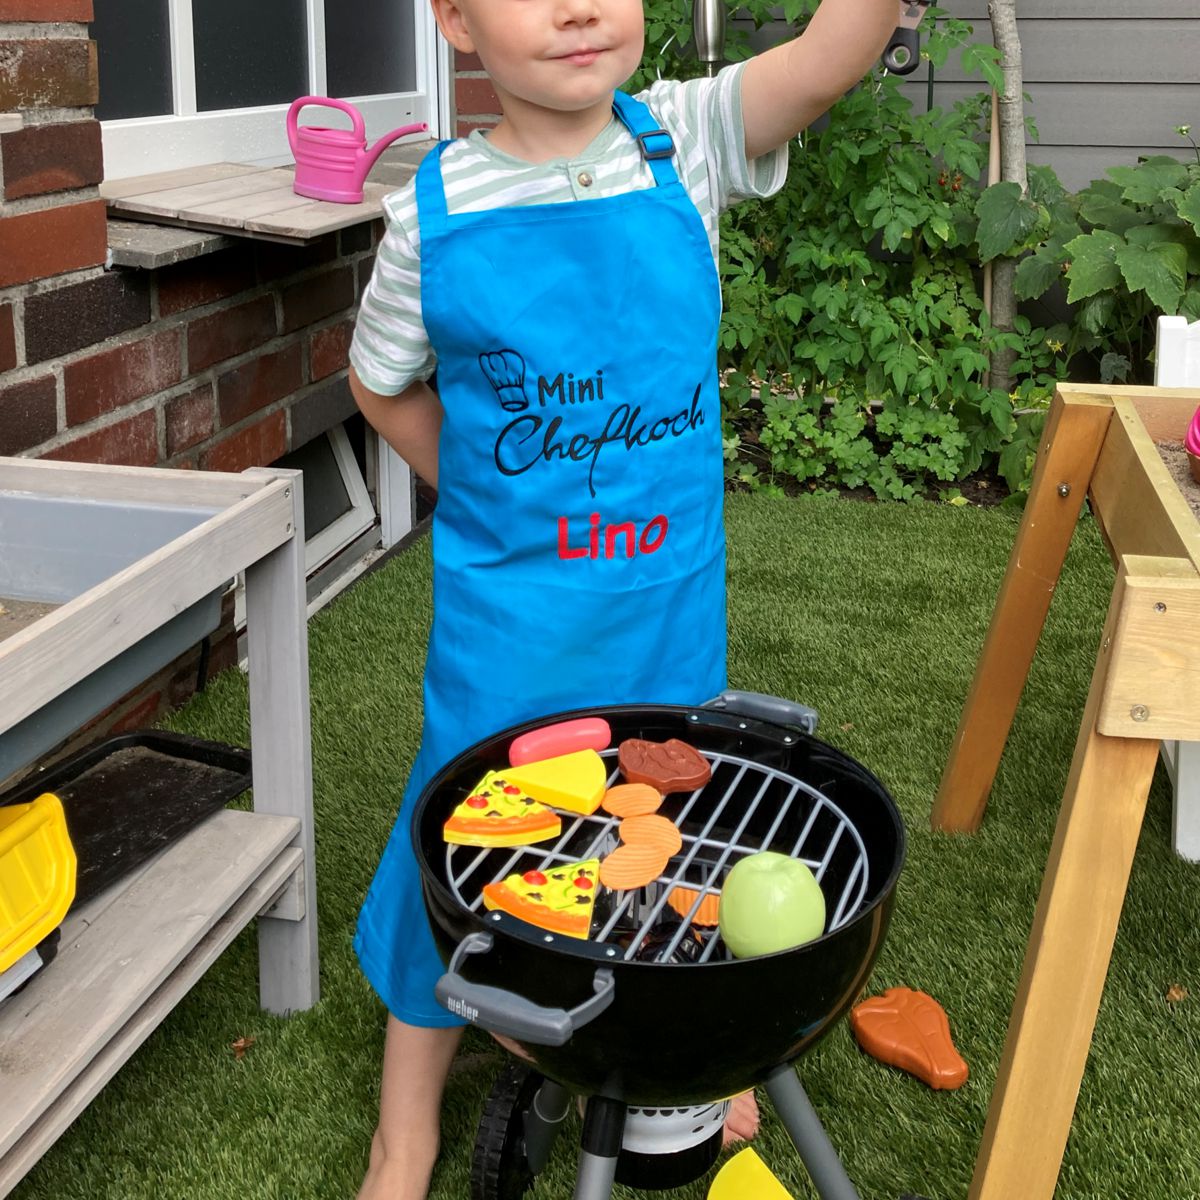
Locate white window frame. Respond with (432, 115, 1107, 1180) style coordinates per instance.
(233, 422, 378, 630)
(305, 423, 376, 571)
(99, 0, 447, 180)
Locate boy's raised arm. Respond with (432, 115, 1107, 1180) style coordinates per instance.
(741, 0, 909, 160)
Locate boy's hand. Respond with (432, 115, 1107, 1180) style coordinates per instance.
(741, 0, 916, 160)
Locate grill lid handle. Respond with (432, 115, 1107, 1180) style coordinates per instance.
(702, 690, 819, 734)
(435, 931, 616, 1047)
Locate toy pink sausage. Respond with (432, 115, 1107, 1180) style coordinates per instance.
(508, 717, 612, 767)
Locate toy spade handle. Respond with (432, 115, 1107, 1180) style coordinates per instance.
(435, 931, 616, 1046)
(882, 0, 933, 76)
(882, 26, 920, 74)
(693, 0, 725, 77)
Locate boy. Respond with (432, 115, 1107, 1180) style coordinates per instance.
(349, 1, 908, 1196)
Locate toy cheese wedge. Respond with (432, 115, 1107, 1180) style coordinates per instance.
(708, 1148, 794, 1199)
(443, 771, 561, 848)
(482, 859, 600, 938)
(501, 749, 607, 816)
(0, 792, 77, 976)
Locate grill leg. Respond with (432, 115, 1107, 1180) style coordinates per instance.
(524, 1078, 571, 1174)
(765, 1065, 862, 1200)
(573, 1096, 626, 1200)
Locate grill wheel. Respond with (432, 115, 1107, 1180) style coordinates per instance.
(470, 1063, 545, 1200)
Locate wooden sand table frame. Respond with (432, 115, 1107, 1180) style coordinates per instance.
(0, 459, 318, 1196)
(932, 383, 1200, 1200)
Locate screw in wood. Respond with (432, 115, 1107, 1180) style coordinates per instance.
(1130, 705, 1150, 722)
(1154, 602, 1167, 613)
(1057, 483, 1071, 497)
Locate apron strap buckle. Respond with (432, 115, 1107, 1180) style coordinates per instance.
(635, 128, 675, 161)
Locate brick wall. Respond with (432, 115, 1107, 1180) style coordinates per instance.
(1, 227, 381, 468)
(453, 51, 501, 137)
(0, 0, 385, 767)
(0, 0, 381, 470)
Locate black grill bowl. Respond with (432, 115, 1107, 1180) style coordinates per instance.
(414, 703, 905, 1108)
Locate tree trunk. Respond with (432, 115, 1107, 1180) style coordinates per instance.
(988, 0, 1027, 397)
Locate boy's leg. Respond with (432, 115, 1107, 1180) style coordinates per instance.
(723, 1090, 760, 1146)
(358, 1017, 466, 1200)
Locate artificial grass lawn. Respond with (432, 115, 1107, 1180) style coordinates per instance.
(13, 492, 1200, 1200)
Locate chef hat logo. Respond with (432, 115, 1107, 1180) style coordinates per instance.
(479, 349, 530, 412)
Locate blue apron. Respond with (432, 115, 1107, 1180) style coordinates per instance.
(355, 92, 727, 1025)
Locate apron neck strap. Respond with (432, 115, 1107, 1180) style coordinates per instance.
(416, 91, 681, 226)
(415, 141, 453, 232)
(611, 91, 679, 188)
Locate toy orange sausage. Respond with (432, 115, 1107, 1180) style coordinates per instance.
(509, 717, 612, 767)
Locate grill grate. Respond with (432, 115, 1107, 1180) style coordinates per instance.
(444, 747, 869, 964)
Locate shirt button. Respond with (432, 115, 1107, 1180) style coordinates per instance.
(577, 171, 594, 188)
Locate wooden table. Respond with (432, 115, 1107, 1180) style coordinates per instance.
(932, 383, 1200, 1200)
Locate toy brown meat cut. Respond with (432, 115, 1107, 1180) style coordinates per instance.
(618, 737, 711, 793)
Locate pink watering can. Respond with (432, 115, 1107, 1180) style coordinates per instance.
(1186, 403, 1200, 483)
(288, 97, 427, 204)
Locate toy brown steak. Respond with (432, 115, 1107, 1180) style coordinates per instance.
(618, 738, 711, 793)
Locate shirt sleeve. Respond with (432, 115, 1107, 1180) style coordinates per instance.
(349, 188, 437, 397)
(643, 62, 789, 214)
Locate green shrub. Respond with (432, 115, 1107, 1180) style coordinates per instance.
(633, 8, 1196, 499)
(1002, 130, 1200, 384)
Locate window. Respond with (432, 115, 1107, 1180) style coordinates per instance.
(232, 421, 386, 633)
(92, 0, 446, 180)
(275, 422, 374, 575)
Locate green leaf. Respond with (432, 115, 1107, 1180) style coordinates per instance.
(1079, 293, 1117, 336)
(976, 182, 1041, 262)
(1106, 156, 1189, 204)
(778, 293, 806, 324)
(1099, 352, 1131, 384)
(1077, 190, 1151, 237)
(1063, 230, 1124, 302)
(1124, 221, 1186, 247)
(1124, 220, 1200, 273)
(1014, 251, 1063, 301)
(1027, 164, 1067, 209)
(1178, 184, 1200, 232)
(959, 42, 1004, 91)
(1113, 240, 1187, 313)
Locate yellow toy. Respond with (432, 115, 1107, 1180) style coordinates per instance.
(1, 793, 76, 976)
(502, 749, 607, 816)
(708, 1148, 794, 1199)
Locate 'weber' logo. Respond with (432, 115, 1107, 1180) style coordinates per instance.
(446, 997, 478, 1023)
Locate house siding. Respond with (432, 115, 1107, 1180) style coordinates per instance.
(902, 2, 1200, 190)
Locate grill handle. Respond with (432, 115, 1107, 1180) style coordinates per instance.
(702, 690, 819, 734)
(435, 931, 616, 1047)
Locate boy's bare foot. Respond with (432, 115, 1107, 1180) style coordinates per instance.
(356, 1130, 438, 1200)
(721, 1090, 760, 1146)
(359, 1017, 464, 1200)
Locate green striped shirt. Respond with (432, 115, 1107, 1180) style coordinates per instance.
(351, 62, 789, 396)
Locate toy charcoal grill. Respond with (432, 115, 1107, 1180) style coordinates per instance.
(414, 694, 910, 1200)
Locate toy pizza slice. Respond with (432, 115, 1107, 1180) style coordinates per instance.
(481, 859, 601, 938)
(502, 749, 607, 816)
(443, 771, 561, 848)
